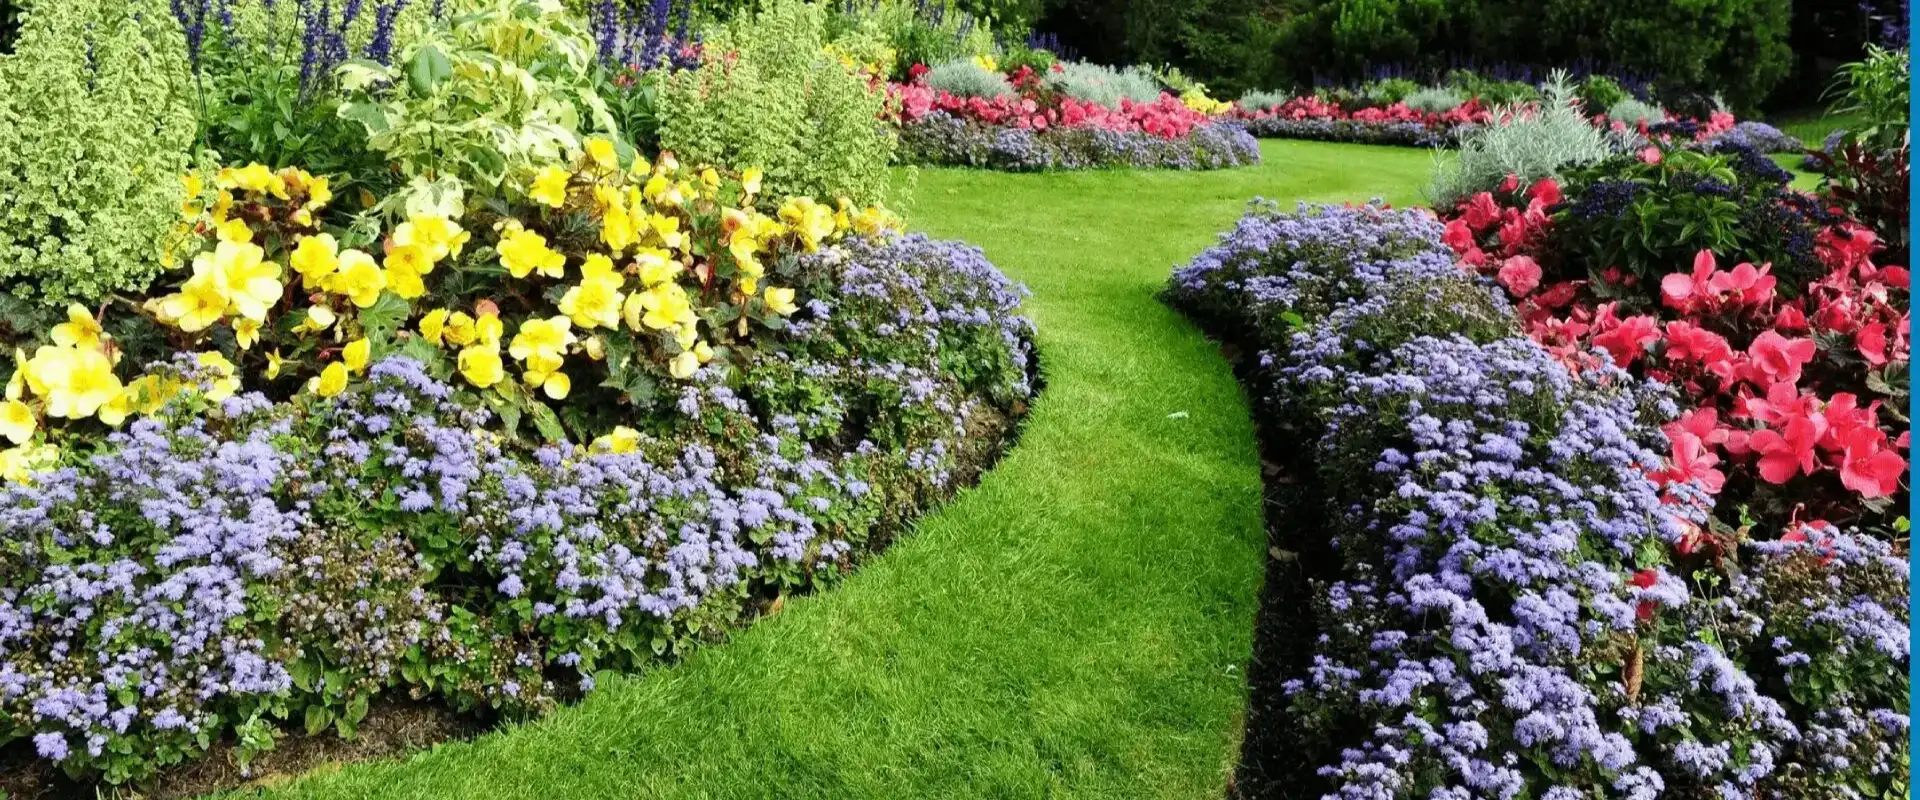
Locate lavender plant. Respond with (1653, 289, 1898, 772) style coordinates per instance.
(896, 112, 1261, 171)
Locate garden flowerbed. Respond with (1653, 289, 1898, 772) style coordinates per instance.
(889, 67, 1261, 171)
(1168, 186, 1907, 794)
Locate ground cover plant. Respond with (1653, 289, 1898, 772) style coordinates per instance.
(0, 0, 1042, 791)
(1167, 194, 1909, 798)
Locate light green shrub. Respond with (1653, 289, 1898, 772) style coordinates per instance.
(1238, 89, 1292, 112)
(925, 58, 1013, 98)
(1428, 73, 1613, 207)
(657, 0, 896, 206)
(0, 0, 196, 307)
(1046, 61, 1161, 109)
(337, 0, 615, 218)
(1605, 97, 1665, 126)
(1402, 86, 1464, 114)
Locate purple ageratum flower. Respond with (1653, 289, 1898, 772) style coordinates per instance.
(1166, 202, 1911, 798)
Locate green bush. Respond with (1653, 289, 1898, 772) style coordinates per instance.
(1604, 96, 1664, 125)
(657, 0, 896, 205)
(1574, 73, 1629, 113)
(1827, 45, 1909, 149)
(1045, 60, 1160, 109)
(1238, 89, 1292, 112)
(1427, 73, 1612, 206)
(0, 0, 196, 308)
(925, 58, 1014, 98)
(1401, 86, 1463, 113)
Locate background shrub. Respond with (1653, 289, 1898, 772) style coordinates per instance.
(1044, 60, 1161, 109)
(925, 58, 1015, 98)
(1604, 96, 1664, 126)
(0, 0, 195, 308)
(1427, 74, 1612, 206)
(1237, 89, 1291, 113)
(1401, 86, 1464, 114)
(657, 0, 897, 205)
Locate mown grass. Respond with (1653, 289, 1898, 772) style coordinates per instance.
(1769, 109, 1866, 146)
(237, 141, 1426, 800)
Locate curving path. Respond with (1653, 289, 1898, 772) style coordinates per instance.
(255, 140, 1433, 800)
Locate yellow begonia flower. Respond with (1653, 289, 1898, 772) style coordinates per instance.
(233, 317, 262, 350)
(305, 175, 333, 209)
(297, 305, 337, 334)
(457, 344, 504, 388)
(594, 185, 626, 214)
(539, 371, 570, 400)
(266, 350, 288, 380)
(635, 249, 681, 286)
(673, 323, 698, 351)
(291, 234, 341, 289)
(219, 163, 286, 197)
(29, 345, 123, 419)
(669, 350, 699, 379)
(0, 444, 59, 484)
(741, 168, 763, 196)
(50, 305, 104, 351)
(780, 198, 836, 252)
(585, 137, 618, 169)
(211, 191, 234, 224)
(384, 247, 430, 300)
(628, 283, 695, 331)
(212, 241, 283, 322)
(559, 257, 626, 331)
(0, 399, 35, 444)
(699, 168, 720, 193)
(180, 173, 205, 215)
(529, 166, 571, 209)
(694, 340, 714, 364)
(601, 205, 639, 254)
(647, 214, 684, 251)
(475, 312, 504, 346)
(764, 286, 798, 316)
(343, 338, 371, 373)
(419, 309, 450, 345)
(216, 218, 253, 244)
(509, 316, 575, 364)
(330, 250, 387, 308)
(311, 362, 350, 397)
(290, 208, 314, 228)
(499, 228, 566, 279)
(593, 425, 642, 454)
(196, 352, 240, 401)
(582, 336, 606, 360)
(123, 374, 179, 417)
(160, 270, 230, 334)
(394, 215, 469, 262)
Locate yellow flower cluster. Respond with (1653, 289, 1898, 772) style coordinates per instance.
(1180, 85, 1232, 116)
(0, 306, 237, 482)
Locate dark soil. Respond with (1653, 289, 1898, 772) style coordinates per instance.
(1214, 341, 1339, 800)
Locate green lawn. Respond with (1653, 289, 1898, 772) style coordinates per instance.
(1769, 109, 1864, 146)
(241, 141, 1433, 799)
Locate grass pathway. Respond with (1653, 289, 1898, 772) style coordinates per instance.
(253, 140, 1431, 800)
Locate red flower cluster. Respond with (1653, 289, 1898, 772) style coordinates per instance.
(1231, 95, 1492, 130)
(888, 69, 1215, 140)
(1439, 177, 1910, 534)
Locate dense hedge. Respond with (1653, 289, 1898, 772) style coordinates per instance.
(1165, 202, 1909, 797)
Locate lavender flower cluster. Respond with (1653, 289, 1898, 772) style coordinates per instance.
(0, 235, 1036, 782)
(1165, 203, 1910, 798)
(1699, 120, 1804, 154)
(896, 112, 1261, 172)
(1237, 116, 1479, 149)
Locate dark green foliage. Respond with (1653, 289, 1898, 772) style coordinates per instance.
(1032, 0, 1798, 112)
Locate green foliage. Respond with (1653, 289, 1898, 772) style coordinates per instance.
(1536, 0, 1792, 112)
(195, 0, 438, 178)
(1427, 73, 1611, 206)
(0, 0, 196, 307)
(1574, 73, 1629, 113)
(836, 0, 1002, 79)
(337, 0, 617, 218)
(656, 0, 896, 205)
(997, 38, 1057, 73)
(1442, 69, 1539, 106)
(1401, 86, 1463, 114)
(1238, 89, 1292, 112)
(925, 58, 1014, 98)
(1045, 60, 1160, 109)
(1604, 96, 1664, 125)
(1826, 45, 1910, 150)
